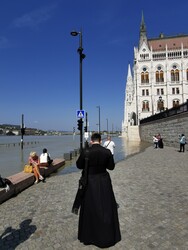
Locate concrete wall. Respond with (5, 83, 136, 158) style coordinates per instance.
(127, 126, 141, 141)
(139, 112, 188, 148)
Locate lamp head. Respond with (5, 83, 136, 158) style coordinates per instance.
(70, 31, 79, 36)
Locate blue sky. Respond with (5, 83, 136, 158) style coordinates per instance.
(1, 0, 188, 131)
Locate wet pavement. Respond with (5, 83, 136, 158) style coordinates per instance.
(0, 145, 188, 249)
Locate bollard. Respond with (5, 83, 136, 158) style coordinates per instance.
(74, 149, 78, 156)
(64, 152, 72, 161)
(70, 151, 76, 157)
(75, 148, 80, 155)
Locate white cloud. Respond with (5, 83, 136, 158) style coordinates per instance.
(12, 4, 57, 29)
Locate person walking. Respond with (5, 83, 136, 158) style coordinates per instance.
(103, 136, 115, 155)
(179, 134, 186, 152)
(75, 133, 121, 248)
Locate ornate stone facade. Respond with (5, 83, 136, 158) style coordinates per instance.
(122, 14, 188, 138)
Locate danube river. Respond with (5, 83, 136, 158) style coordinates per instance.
(0, 135, 150, 178)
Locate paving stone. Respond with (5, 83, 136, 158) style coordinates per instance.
(0, 146, 188, 249)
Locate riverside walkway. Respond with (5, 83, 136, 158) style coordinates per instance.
(0, 145, 188, 250)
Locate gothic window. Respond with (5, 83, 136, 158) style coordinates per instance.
(156, 69, 164, 83)
(157, 99, 164, 111)
(146, 89, 149, 96)
(175, 69, 179, 81)
(171, 70, 175, 82)
(171, 68, 179, 82)
(156, 71, 159, 82)
(186, 68, 188, 81)
(173, 99, 179, 107)
(142, 89, 145, 96)
(160, 71, 164, 81)
(142, 101, 150, 111)
(141, 71, 149, 84)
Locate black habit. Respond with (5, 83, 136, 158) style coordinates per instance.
(76, 143, 121, 248)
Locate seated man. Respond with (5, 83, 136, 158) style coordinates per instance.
(39, 148, 53, 168)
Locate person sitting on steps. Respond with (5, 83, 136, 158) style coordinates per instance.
(39, 148, 53, 167)
(28, 152, 44, 184)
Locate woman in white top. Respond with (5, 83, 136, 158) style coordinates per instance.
(153, 135, 158, 148)
(40, 148, 53, 166)
(103, 136, 115, 155)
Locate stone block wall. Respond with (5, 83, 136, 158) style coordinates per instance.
(139, 112, 188, 148)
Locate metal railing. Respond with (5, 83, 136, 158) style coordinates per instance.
(140, 99, 188, 124)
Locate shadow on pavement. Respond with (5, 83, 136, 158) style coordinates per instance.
(0, 219, 36, 250)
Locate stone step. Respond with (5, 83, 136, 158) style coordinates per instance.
(0, 158, 65, 204)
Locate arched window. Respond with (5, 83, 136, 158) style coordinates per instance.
(142, 101, 150, 111)
(157, 99, 164, 111)
(160, 70, 164, 82)
(156, 70, 164, 82)
(156, 71, 159, 82)
(186, 68, 188, 81)
(171, 70, 175, 82)
(175, 69, 179, 81)
(173, 99, 179, 107)
(141, 70, 149, 84)
(171, 68, 179, 82)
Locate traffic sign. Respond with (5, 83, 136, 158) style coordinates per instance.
(84, 132, 89, 139)
(77, 110, 85, 119)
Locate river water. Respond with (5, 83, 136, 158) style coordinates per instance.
(0, 135, 150, 178)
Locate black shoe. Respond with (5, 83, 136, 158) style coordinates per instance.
(72, 207, 79, 215)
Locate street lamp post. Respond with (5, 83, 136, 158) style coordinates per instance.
(96, 106, 101, 134)
(20, 114, 25, 150)
(71, 30, 86, 152)
(106, 118, 108, 135)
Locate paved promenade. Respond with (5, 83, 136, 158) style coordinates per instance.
(0, 145, 188, 250)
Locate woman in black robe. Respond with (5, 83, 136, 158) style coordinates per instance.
(76, 133, 121, 248)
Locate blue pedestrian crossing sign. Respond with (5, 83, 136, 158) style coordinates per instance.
(77, 110, 85, 119)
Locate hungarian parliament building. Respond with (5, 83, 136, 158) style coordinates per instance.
(122, 14, 188, 138)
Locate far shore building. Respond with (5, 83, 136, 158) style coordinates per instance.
(122, 13, 188, 140)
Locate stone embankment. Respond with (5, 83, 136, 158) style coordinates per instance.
(0, 158, 65, 204)
(0, 148, 80, 204)
(140, 111, 188, 148)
